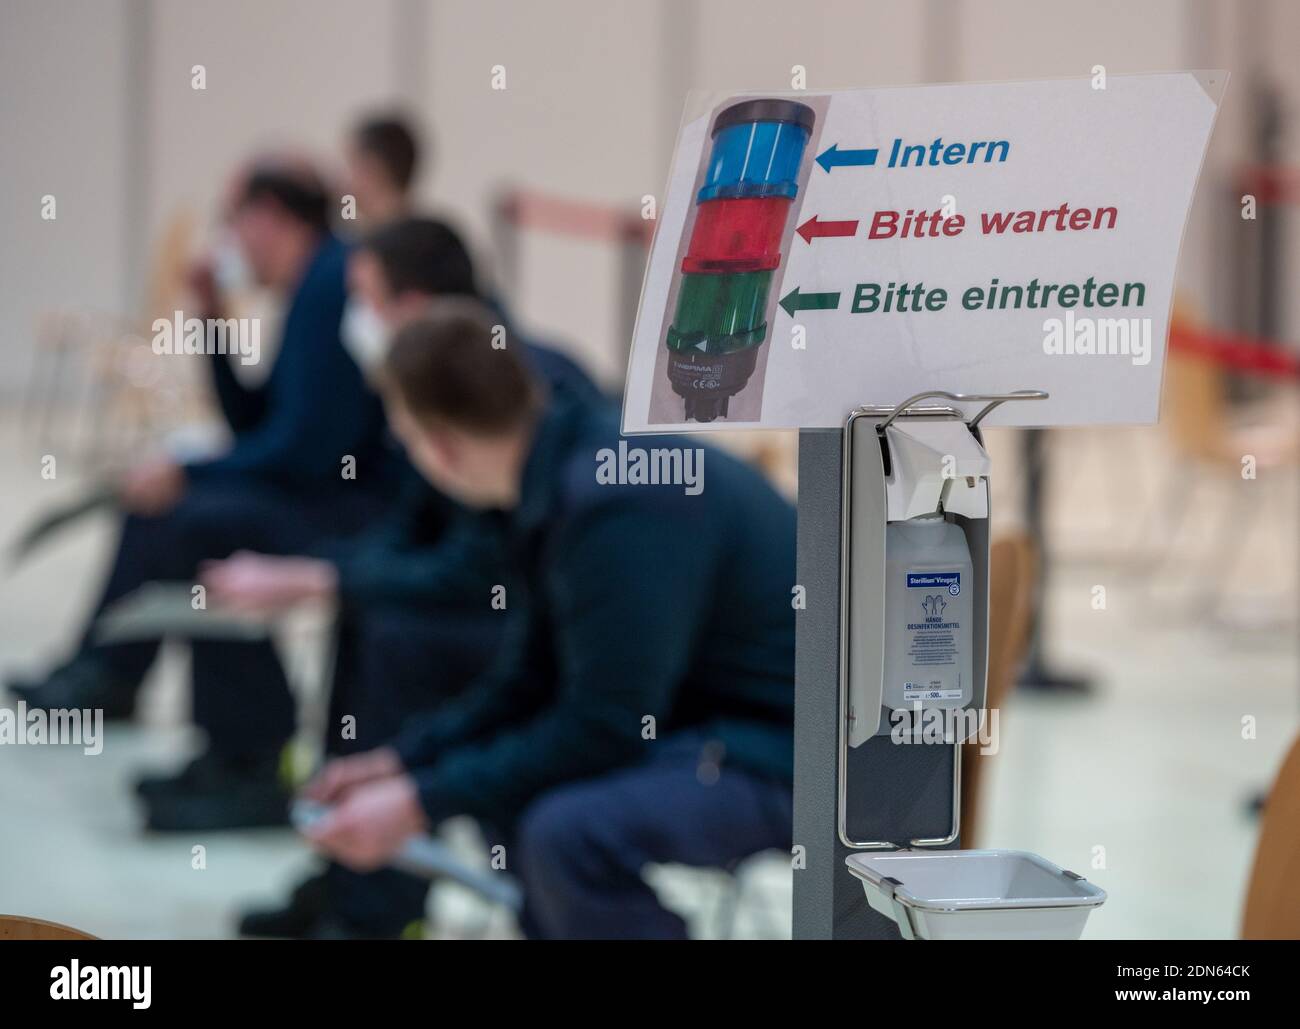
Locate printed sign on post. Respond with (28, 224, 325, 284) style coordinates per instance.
(621, 73, 1225, 433)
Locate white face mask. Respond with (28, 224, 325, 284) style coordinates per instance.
(340, 298, 390, 375)
(213, 234, 253, 294)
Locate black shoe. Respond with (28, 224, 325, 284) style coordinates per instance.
(1016, 664, 1095, 696)
(8, 655, 138, 720)
(136, 750, 236, 802)
(238, 872, 330, 939)
(142, 751, 290, 832)
(301, 912, 410, 940)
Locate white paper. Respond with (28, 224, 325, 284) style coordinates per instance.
(623, 72, 1224, 433)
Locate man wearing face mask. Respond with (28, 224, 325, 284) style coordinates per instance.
(202, 217, 602, 937)
(9, 161, 402, 831)
(206, 216, 600, 615)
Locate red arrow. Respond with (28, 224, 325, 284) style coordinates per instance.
(796, 215, 859, 244)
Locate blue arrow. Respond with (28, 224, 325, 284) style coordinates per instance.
(816, 143, 879, 173)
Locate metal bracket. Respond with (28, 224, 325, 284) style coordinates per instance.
(876, 389, 1049, 433)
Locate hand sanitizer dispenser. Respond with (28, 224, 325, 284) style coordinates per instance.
(835, 390, 1107, 940)
(842, 399, 999, 751)
(883, 513, 974, 711)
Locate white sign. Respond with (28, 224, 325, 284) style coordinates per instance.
(622, 73, 1224, 433)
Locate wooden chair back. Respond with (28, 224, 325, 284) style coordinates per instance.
(0, 915, 96, 941)
(1242, 733, 1300, 938)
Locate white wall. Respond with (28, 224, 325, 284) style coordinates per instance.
(0, 0, 131, 396)
(420, 0, 669, 384)
(146, 0, 403, 251)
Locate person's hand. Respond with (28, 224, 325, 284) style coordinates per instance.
(301, 747, 403, 806)
(302, 773, 427, 871)
(118, 459, 185, 516)
(200, 552, 337, 614)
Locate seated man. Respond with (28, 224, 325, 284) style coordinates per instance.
(203, 217, 602, 937)
(302, 301, 796, 939)
(344, 111, 421, 228)
(10, 162, 402, 831)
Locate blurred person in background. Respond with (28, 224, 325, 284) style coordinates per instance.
(9, 160, 402, 832)
(206, 218, 600, 624)
(203, 217, 601, 938)
(302, 303, 796, 940)
(344, 112, 421, 228)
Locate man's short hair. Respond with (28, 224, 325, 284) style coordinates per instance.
(353, 114, 421, 190)
(238, 166, 330, 232)
(382, 299, 542, 435)
(360, 217, 477, 298)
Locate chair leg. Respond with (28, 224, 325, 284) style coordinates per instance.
(1139, 465, 1206, 609)
(1204, 472, 1297, 629)
(1195, 476, 1262, 623)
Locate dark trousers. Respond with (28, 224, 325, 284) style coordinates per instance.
(324, 605, 504, 934)
(82, 480, 384, 758)
(512, 733, 793, 939)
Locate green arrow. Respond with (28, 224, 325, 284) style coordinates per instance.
(779, 286, 840, 317)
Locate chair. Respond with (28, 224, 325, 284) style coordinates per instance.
(21, 207, 208, 465)
(1241, 732, 1300, 939)
(1143, 328, 1299, 623)
(959, 534, 1037, 849)
(0, 915, 96, 941)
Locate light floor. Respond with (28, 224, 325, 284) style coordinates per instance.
(0, 411, 1295, 939)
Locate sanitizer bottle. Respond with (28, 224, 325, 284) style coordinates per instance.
(883, 512, 974, 710)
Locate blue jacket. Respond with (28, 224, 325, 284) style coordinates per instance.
(188, 236, 397, 497)
(394, 387, 797, 826)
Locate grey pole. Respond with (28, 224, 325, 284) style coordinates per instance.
(792, 428, 958, 939)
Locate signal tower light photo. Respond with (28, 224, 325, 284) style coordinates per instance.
(664, 98, 815, 422)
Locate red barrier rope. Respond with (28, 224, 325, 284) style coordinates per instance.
(1171, 324, 1300, 380)
(1238, 165, 1300, 207)
(496, 189, 654, 246)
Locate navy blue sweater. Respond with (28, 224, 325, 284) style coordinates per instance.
(394, 390, 797, 826)
(188, 236, 396, 497)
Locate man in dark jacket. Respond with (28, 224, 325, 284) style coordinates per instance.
(304, 301, 795, 939)
(205, 217, 604, 938)
(11, 163, 401, 830)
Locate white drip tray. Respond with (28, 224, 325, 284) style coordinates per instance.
(845, 849, 1106, 940)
